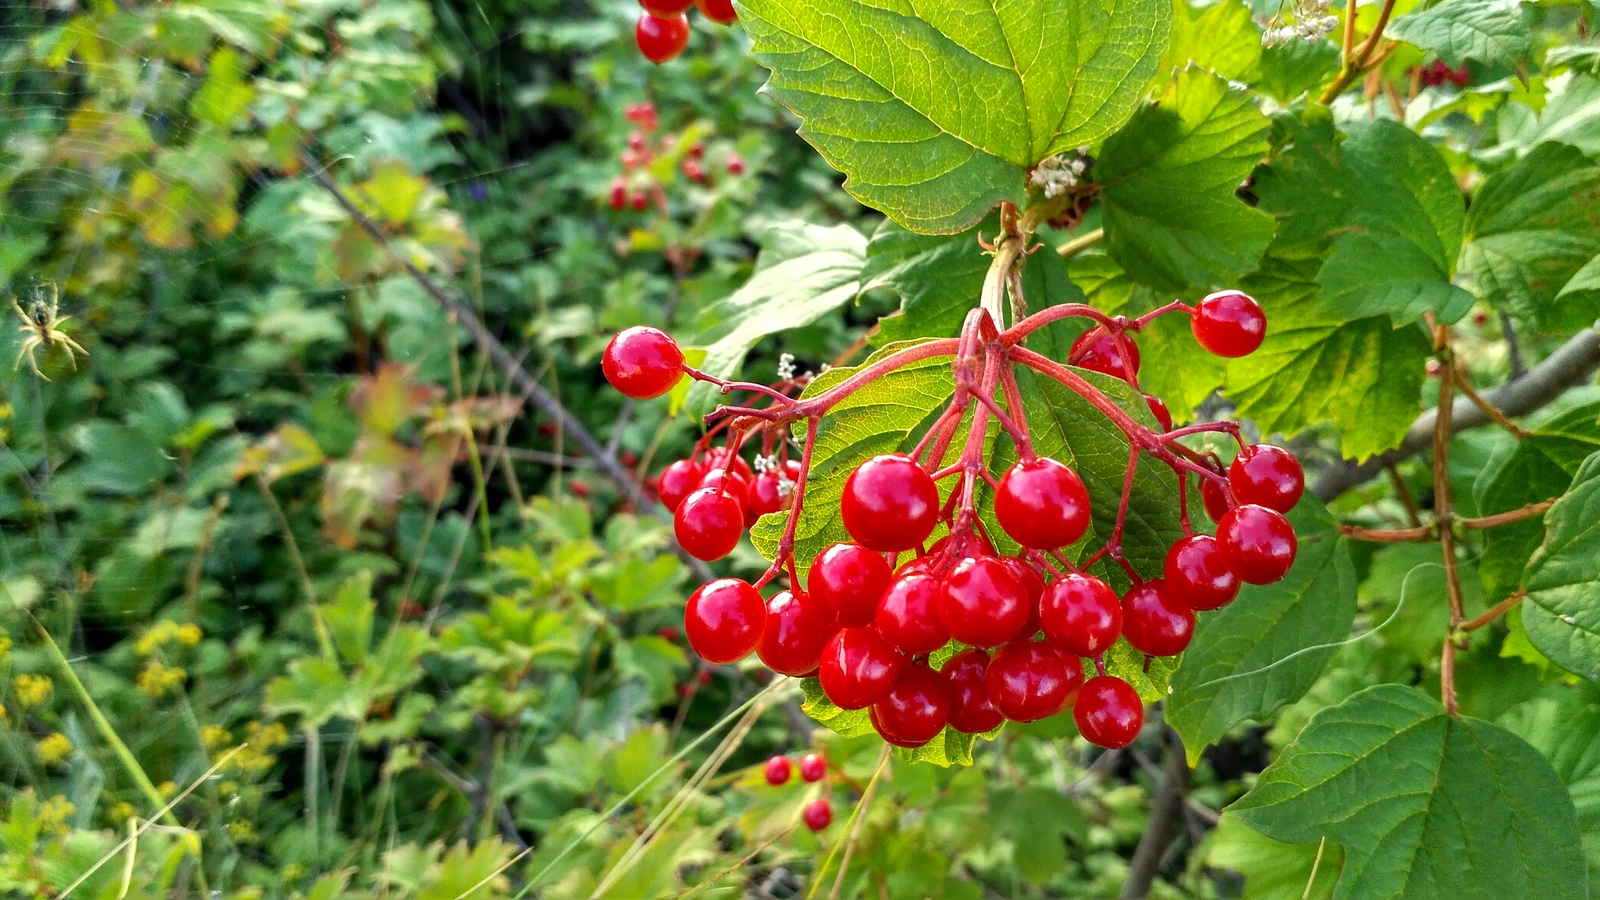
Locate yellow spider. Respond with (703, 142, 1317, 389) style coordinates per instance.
(12, 283, 88, 380)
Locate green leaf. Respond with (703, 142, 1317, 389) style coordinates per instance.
(686, 222, 867, 415)
(1229, 684, 1588, 900)
(891, 725, 978, 768)
(1251, 116, 1349, 256)
(1520, 449, 1600, 684)
(1161, 0, 1263, 83)
(1498, 685, 1600, 885)
(1202, 814, 1343, 900)
(990, 786, 1089, 883)
(798, 676, 876, 739)
(739, 0, 1172, 233)
(1498, 74, 1600, 158)
(1096, 69, 1275, 294)
(1386, 0, 1533, 69)
(73, 422, 176, 495)
(1254, 33, 1341, 101)
(1550, 254, 1600, 332)
(1460, 142, 1600, 329)
(1167, 497, 1358, 763)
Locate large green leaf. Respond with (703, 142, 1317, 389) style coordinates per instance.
(1166, 498, 1358, 763)
(686, 222, 867, 415)
(1499, 685, 1600, 885)
(1230, 684, 1588, 900)
(1096, 68, 1275, 295)
(1160, 0, 1262, 83)
(739, 0, 1171, 233)
(1460, 143, 1600, 330)
(1520, 450, 1600, 684)
(1386, 0, 1533, 69)
(1549, 254, 1600, 332)
(1498, 75, 1600, 158)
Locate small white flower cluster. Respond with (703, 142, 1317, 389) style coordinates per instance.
(1029, 150, 1090, 199)
(777, 352, 797, 381)
(1262, 0, 1339, 47)
(753, 454, 777, 473)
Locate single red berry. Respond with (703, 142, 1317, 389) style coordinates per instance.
(764, 755, 792, 786)
(1191, 290, 1266, 358)
(1001, 557, 1045, 641)
(1121, 580, 1195, 657)
(896, 554, 938, 579)
(1200, 476, 1233, 523)
(695, 0, 737, 23)
(684, 578, 765, 664)
(757, 590, 838, 677)
(818, 627, 905, 710)
(657, 625, 681, 642)
(674, 487, 743, 561)
(1164, 534, 1241, 611)
(809, 543, 892, 628)
(602, 326, 683, 399)
(689, 143, 705, 159)
(1070, 328, 1141, 380)
(995, 457, 1091, 550)
(748, 470, 789, 518)
(1074, 676, 1144, 749)
(799, 752, 827, 783)
(1040, 572, 1122, 658)
(1144, 393, 1173, 431)
(630, 190, 649, 211)
(875, 573, 949, 655)
(627, 131, 647, 152)
(682, 158, 706, 183)
(1451, 64, 1470, 87)
(635, 11, 689, 63)
(841, 455, 939, 552)
(640, 0, 695, 14)
(985, 640, 1083, 723)
(1229, 444, 1304, 513)
(803, 798, 832, 831)
(870, 662, 952, 748)
(938, 556, 1029, 648)
(608, 178, 628, 210)
(1217, 504, 1298, 585)
(726, 155, 745, 176)
(943, 648, 1004, 734)
(702, 448, 754, 481)
(657, 459, 705, 512)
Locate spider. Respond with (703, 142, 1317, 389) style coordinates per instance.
(12, 282, 88, 380)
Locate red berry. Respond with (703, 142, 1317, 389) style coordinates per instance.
(1070, 328, 1141, 380)
(1001, 557, 1045, 641)
(799, 752, 827, 783)
(602, 326, 683, 399)
(943, 648, 1004, 734)
(818, 627, 905, 710)
(1451, 64, 1470, 87)
(870, 662, 952, 748)
(640, 0, 695, 14)
(703, 448, 754, 481)
(1217, 505, 1298, 585)
(995, 457, 1091, 550)
(937, 556, 1029, 648)
(608, 178, 628, 210)
(1040, 572, 1122, 658)
(748, 470, 789, 518)
(809, 543, 892, 628)
(689, 143, 705, 159)
(1120, 580, 1195, 657)
(764, 756, 792, 786)
(1228, 444, 1304, 513)
(726, 155, 745, 176)
(1164, 534, 1241, 611)
(682, 158, 706, 183)
(841, 455, 939, 552)
(874, 573, 949, 655)
(698, 467, 750, 509)
(985, 640, 1083, 723)
(657, 459, 705, 512)
(674, 487, 743, 561)
(1144, 393, 1173, 431)
(803, 798, 832, 831)
(627, 131, 647, 152)
(757, 590, 838, 677)
(1191, 290, 1266, 358)
(684, 578, 765, 664)
(695, 0, 737, 23)
(1200, 476, 1232, 523)
(630, 191, 649, 211)
(635, 12, 689, 63)
(1073, 676, 1144, 749)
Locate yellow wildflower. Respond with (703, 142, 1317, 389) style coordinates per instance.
(175, 624, 202, 647)
(38, 794, 75, 835)
(107, 801, 136, 825)
(200, 724, 234, 751)
(13, 674, 52, 707)
(36, 732, 72, 764)
(136, 661, 186, 698)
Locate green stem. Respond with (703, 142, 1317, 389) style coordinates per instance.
(1055, 227, 1104, 259)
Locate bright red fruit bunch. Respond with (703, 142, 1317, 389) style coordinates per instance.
(606, 103, 747, 216)
(761, 752, 833, 830)
(634, 0, 736, 64)
(604, 277, 1301, 751)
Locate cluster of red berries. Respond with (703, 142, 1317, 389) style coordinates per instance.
(603, 281, 1297, 752)
(634, 0, 735, 64)
(762, 752, 834, 830)
(1418, 59, 1471, 88)
(606, 103, 746, 215)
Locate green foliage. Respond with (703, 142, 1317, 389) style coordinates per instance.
(1520, 450, 1600, 684)
(1387, 0, 1533, 68)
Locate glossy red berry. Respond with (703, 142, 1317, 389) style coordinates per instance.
(1074, 676, 1144, 749)
(1144, 393, 1173, 431)
(799, 752, 827, 783)
(870, 663, 952, 748)
(943, 648, 1004, 734)
(657, 459, 705, 512)
(803, 798, 832, 831)
(630, 191, 649, 212)
(674, 488, 743, 561)
(818, 627, 905, 710)
(985, 640, 1083, 723)
(695, 0, 737, 23)
(1228, 445, 1304, 513)
(1164, 534, 1241, 611)
(938, 556, 1029, 648)
(726, 155, 745, 176)
(764, 756, 792, 786)
(757, 590, 838, 677)
(703, 448, 754, 481)
(1191, 290, 1266, 358)
(995, 457, 1091, 550)
(1040, 572, 1122, 658)
(874, 573, 948, 655)
(1200, 476, 1232, 523)
(608, 178, 628, 210)
(809, 543, 892, 628)
(603, 326, 683, 399)
(640, 0, 695, 13)
(635, 12, 690, 63)
(684, 578, 765, 664)
(1120, 580, 1195, 657)
(1217, 504, 1298, 585)
(841, 455, 939, 552)
(1070, 328, 1141, 380)
(747, 470, 791, 518)
(1001, 557, 1045, 641)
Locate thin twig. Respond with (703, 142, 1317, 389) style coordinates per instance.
(255, 475, 337, 662)
(1055, 227, 1104, 259)
(1317, 0, 1399, 103)
(1386, 465, 1424, 527)
(1341, 523, 1432, 542)
(1460, 591, 1527, 632)
(1460, 499, 1556, 530)
(675, 826, 798, 900)
(825, 746, 892, 900)
(1499, 311, 1528, 379)
(1432, 326, 1464, 718)
(1454, 363, 1529, 438)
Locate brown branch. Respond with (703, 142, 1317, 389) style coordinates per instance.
(1460, 591, 1526, 632)
(1455, 363, 1529, 438)
(1387, 465, 1423, 527)
(1433, 326, 1464, 718)
(1460, 499, 1556, 530)
(1119, 730, 1190, 900)
(1341, 523, 1433, 542)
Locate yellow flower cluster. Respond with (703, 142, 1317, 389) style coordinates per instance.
(13, 673, 52, 707)
(136, 660, 187, 698)
(223, 721, 289, 776)
(201, 724, 233, 751)
(37, 794, 75, 836)
(135, 620, 203, 656)
(107, 801, 136, 825)
(36, 732, 72, 764)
